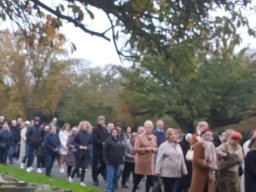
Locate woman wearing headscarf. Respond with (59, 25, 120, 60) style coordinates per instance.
(189, 128, 217, 192)
(155, 128, 187, 192)
(244, 136, 256, 192)
(216, 131, 243, 192)
(132, 120, 157, 192)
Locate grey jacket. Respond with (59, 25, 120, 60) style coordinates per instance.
(124, 139, 135, 163)
(156, 141, 188, 178)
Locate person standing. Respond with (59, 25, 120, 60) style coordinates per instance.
(66, 127, 78, 178)
(244, 136, 256, 192)
(59, 123, 71, 173)
(0, 123, 13, 164)
(216, 131, 243, 192)
(19, 121, 30, 168)
(8, 120, 20, 164)
(26, 116, 44, 173)
(132, 120, 157, 192)
(92, 115, 108, 186)
(189, 128, 217, 192)
(121, 132, 137, 188)
(44, 126, 60, 176)
(104, 128, 125, 192)
(153, 120, 166, 147)
(69, 121, 92, 186)
(156, 128, 187, 192)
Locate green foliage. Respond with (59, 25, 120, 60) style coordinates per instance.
(57, 65, 121, 125)
(119, 47, 256, 129)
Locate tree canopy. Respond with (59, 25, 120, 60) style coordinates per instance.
(0, 0, 254, 59)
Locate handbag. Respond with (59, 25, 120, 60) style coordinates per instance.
(185, 146, 194, 161)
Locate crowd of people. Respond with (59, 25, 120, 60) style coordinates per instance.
(0, 115, 255, 192)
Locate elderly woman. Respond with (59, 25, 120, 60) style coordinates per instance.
(59, 123, 71, 173)
(156, 128, 187, 192)
(216, 131, 243, 192)
(189, 128, 217, 192)
(132, 120, 157, 192)
(191, 121, 209, 145)
(244, 136, 256, 192)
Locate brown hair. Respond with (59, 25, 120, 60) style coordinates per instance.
(62, 123, 70, 131)
(249, 136, 256, 149)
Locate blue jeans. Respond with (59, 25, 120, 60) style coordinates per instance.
(8, 144, 19, 163)
(106, 164, 120, 192)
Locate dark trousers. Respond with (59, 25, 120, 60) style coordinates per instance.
(26, 144, 39, 168)
(45, 151, 57, 176)
(71, 155, 88, 182)
(92, 152, 106, 182)
(0, 147, 9, 164)
(67, 165, 73, 177)
(162, 177, 178, 192)
(121, 162, 135, 185)
(132, 174, 155, 192)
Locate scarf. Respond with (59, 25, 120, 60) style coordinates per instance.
(201, 140, 218, 180)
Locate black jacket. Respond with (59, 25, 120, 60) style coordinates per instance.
(73, 130, 92, 159)
(26, 124, 44, 146)
(44, 132, 60, 153)
(103, 136, 125, 165)
(10, 125, 20, 144)
(92, 124, 108, 154)
(0, 130, 13, 148)
(245, 149, 256, 192)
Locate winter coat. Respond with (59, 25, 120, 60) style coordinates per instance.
(103, 136, 125, 165)
(153, 128, 166, 147)
(92, 124, 108, 154)
(124, 139, 135, 163)
(0, 130, 13, 148)
(19, 127, 27, 162)
(244, 149, 256, 192)
(156, 141, 187, 178)
(44, 132, 60, 153)
(66, 134, 77, 166)
(26, 124, 44, 146)
(189, 142, 216, 192)
(10, 125, 20, 144)
(59, 130, 69, 155)
(134, 134, 157, 176)
(73, 130, 92, 159)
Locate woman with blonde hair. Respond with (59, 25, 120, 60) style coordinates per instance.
(156, 128, 187, 192)
(59, 123, 71, 173)
(132, 120, 157, 192)
(69, 121, 92, 186)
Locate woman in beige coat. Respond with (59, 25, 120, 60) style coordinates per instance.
(189, 128, 217, 192)
(132, 120, 157, 192)
(156, 128, 187, 192)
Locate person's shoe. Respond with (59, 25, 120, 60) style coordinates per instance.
(80, 182, 86, 187)
(59, 167, 65, 173)
(68, 177, 73, 183)
(36, 168, 42, 173)
(20, 163, 25, 169)
(93, 181, 99, 186)
(26, 167, 32, 173)
(122, 185, 128, 189)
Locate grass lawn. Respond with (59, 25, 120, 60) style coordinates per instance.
(0, 165, 100, 192)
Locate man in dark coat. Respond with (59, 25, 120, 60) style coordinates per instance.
(8, 120, 20, 164)
(92, 115, 108, 186)
(26, 116, 44, 173)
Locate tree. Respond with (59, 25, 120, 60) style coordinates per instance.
(0, 0, 254, 60)
(119, 47, 256, 130)
(0, 30, 71, 119)
(57, 63, 123, 125)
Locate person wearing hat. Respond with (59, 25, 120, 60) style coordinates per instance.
(189, 128, 217, 192)
(216, 130, 243, 192)
(26, 116, 44, 173)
